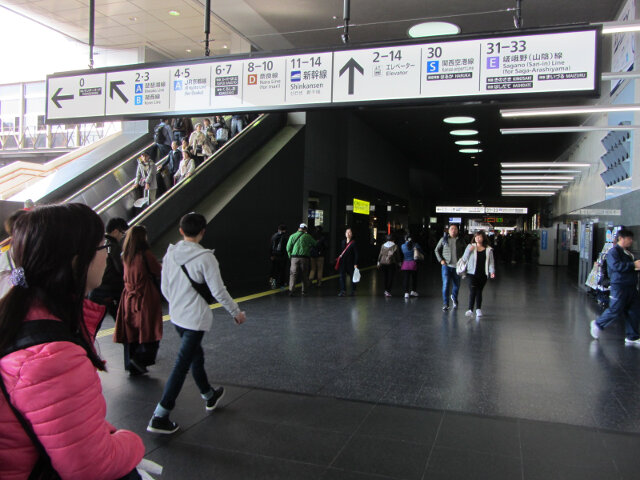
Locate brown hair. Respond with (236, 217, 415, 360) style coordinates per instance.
(473, 230, 489, 247)
(122, 225, 150, 265)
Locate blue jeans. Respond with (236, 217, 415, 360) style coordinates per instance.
(441, 265, 460, 305)
(596, 285, 640, 339)
(159, 326, 212, 411)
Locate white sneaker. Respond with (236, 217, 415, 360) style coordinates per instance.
(624, 337, 640, 346)
(384, 291, 392, 297)
(465, 310, 474, 317)
(410, 291, 419, 297)
(475, 309, 483, 317)
(590, 320, 600, 340)
(404, 293, 409, 299)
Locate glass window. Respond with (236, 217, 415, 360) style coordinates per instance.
(25, 97, 44, 114)
(24, 82, 45, 98)
(0, 84, 21, 100)
(0, 98, 21, 116)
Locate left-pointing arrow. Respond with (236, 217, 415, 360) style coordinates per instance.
(51, 88, 74, 108)
(110, 80, 128, 103)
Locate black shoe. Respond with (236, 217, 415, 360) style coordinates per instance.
(288, 290, 296, 297)
(338, 291, 345, 297)
(350, 291, 356, 296)
(206, 387, 225, 411)
(128, 359, 148, 376)
(147, 415, 179, 434)
(442, 305, 449, 311)
(301, 291, 308, 296)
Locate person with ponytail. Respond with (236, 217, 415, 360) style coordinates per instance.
(0, 204, 145, 479)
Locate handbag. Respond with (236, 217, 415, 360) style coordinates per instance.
(216, 127, 229, 141)
(180, 262, 215, 304)
(352, 267, 361, 283)
(413, 247, 424, 261)
(456, 257, 468, 276)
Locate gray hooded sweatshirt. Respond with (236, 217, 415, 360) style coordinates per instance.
(161, 240, 240, 331)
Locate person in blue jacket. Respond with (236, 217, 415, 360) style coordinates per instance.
(591, 228, 640, 345)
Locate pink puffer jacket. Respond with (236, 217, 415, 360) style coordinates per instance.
(0, 300, 145, 480)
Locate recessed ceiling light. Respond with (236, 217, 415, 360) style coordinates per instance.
(444, 116, 475, 124)
(450, 129, 478, 136)
(168, 10, 180, 16)
(473, 163, 479, 167)
(460, 148, 483, 153)
(129, 16, 137, 22)
(223, 45, 228, 49)
(455, 140, 480, 146)
(408, 21, 460, 38)
(186, 49, 191, 53)
(333, 15, 337, 20)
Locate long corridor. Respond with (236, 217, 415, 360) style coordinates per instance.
(97, 263, 640, 479)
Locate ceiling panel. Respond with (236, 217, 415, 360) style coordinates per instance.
(95, 2, 144, 16)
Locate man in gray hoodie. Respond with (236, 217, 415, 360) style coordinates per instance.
(147, 212, 246, 434)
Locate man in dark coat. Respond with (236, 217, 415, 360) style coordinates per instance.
(88, 217, 128, 318)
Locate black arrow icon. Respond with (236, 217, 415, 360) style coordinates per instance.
(51, 88, 74, 108)
(110, 80, 128, 103)
(339, 58, 364, 95)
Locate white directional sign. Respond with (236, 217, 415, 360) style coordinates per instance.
(47, 73, 106, 120)
(485, 207, 528, 214)
(333, 45, 422, 103)
(105, 67, 171, 116)
(46, 27, 600, 123)
(437, 206, 528, 214)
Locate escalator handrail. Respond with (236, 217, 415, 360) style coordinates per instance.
(94, 153, 170, 214)
(64, 141, 156, 203)
(127, 114, 267, 228)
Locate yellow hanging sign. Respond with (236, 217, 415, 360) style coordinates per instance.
(353, 198, 370, 215)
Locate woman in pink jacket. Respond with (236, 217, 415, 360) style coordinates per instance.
(0, 204, 145, 479)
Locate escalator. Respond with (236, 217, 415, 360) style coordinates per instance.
(96, 113, 292, 241)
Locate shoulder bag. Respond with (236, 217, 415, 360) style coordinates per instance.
(335, 240, 354, 271)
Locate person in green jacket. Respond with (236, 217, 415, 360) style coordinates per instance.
(286, 223, 316, 296)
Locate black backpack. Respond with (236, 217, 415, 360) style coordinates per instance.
(271, 233, 286, 256)
(153, 124, 166, 144)
(598, 257, 610, 288)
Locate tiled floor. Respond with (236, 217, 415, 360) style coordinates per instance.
(97, 263, 640, 479)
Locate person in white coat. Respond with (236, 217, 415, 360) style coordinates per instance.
(134, 151, 158, 204)
(174, 150, 196, 184)
(462, 230, 495, 317)
(148, 212, 246, 434)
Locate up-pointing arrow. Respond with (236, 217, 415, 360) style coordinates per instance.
(339, 58, 364, 95)
(51, 88, 74, 108)
(110, 80, 128, 103)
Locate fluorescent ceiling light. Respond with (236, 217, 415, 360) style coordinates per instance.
(501, 162, 590, 168)
(501, 170, 581, 174)
(455, 140, 480, 146)
(444, 116, 475, 124)
(501, 180, 570, 184)
(501, 126, 640, 134)
(502, 192, 556, 196)
(599, 20, 640, 34)
(168, 10, 181, 16)
(501, 105, 640, 118)
(502, 185, 564, 190)
(408, 22, 460, 38)
(501, 175, 575, 180)
(450, 129, 478, 136)
(459, 148, 483, 153)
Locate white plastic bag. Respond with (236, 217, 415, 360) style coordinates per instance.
(137, 459, 163, 480)
(352, 267, 361, 283)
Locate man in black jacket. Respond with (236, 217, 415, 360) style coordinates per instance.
(269, 224, 288, 289)
(89, 218, 129, 318)
(591, 229, 640, 345)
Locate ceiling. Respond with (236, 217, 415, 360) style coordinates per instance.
(2, 0, 627, 206)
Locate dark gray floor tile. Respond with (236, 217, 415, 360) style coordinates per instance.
(146, 442, 325, 480)
(281, 396, 375, 433)
(599, 430, 640, 480)
(519, 420, 612, 469)
(254, 423, 351, 465)
(332, 434, 429, 480)
(423, 446, 522, 480)
(356, 405, 443, 445)
(522, 463, 620, 480)
(321, 468, 397, 479)
(435, 412, 520, 458)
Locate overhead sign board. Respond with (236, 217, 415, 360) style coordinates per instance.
(437, 206, 528, 214)
(353, 198, 371, 215)
(46, 26, 600, 123)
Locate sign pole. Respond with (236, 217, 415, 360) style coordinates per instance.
(204, 0, 212, 57)
(88, 0, 95, 69)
